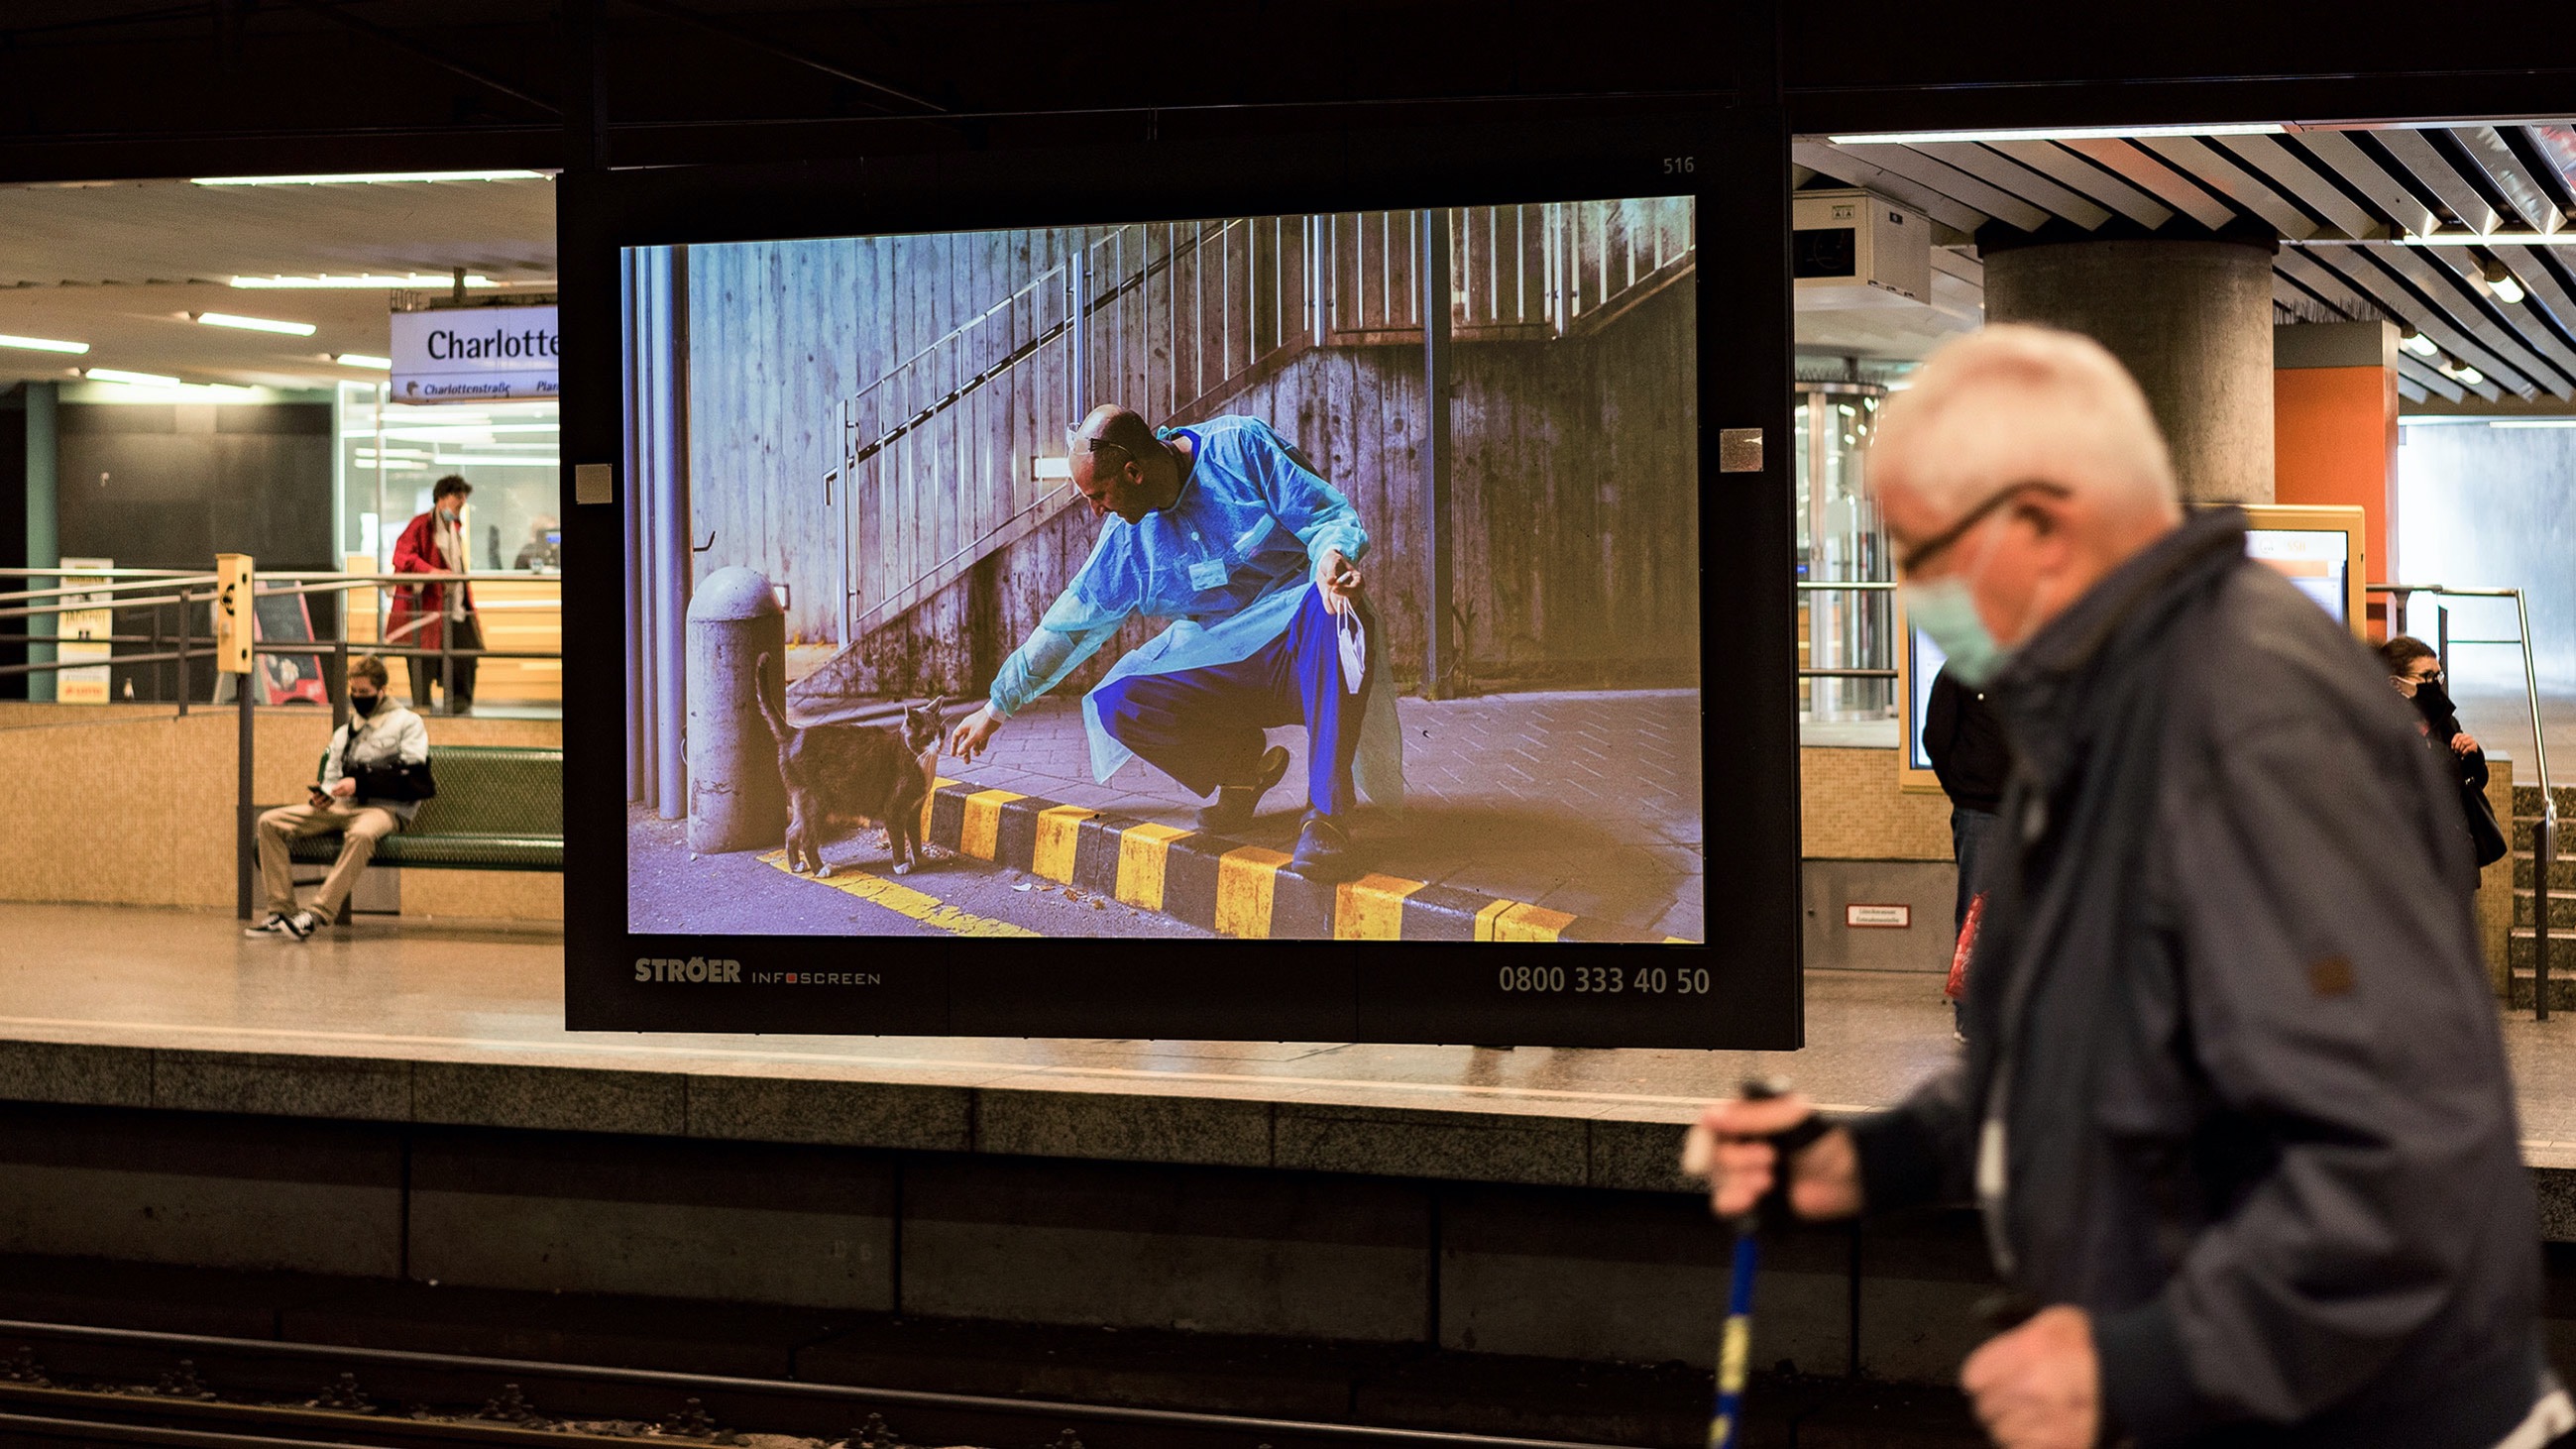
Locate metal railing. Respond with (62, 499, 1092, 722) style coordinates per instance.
(831, 198, 1701, 649)
(2372, 582, 2559, 1020)
(1797, 579, 1899, 685)
(0, 566, 560, 724)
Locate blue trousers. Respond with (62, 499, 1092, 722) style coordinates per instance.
(1093, 587, 1374, 820)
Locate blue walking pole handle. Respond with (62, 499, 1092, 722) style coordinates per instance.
(1706, 1077, 1827, 1449)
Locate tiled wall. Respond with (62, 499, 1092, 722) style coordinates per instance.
(1799, 747, 1951, 861)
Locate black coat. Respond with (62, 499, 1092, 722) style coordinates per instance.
(1847, 509, 2543, 1447)
(1926, 667, 2012, 813)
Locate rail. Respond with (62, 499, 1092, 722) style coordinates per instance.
(0, 1317, 1628, 1449)
(2370, 582, 2559, 1020)
(1796, 579, 1896, 684)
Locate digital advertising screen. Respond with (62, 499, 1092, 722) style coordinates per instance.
(570, 131, 1798, 1047)
(2244, 527, 2352, 626)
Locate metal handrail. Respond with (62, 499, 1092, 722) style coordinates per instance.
(2368, 581, 2558, 1020)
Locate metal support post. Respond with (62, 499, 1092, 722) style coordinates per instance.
(236, 653, 256, 920)
(1420, 207, 1454, 700)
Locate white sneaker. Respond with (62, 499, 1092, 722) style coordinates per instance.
(243, 910, 318, 941)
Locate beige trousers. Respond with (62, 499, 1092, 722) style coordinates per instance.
(256, 799, 399, 918)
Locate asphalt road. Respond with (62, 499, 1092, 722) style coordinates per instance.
(628, 806, 1212, 939)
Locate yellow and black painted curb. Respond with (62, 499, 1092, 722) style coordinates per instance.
(914, 777, 1690, 944)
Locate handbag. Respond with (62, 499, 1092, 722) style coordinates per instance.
(2460, 780, 2508, 869)
(340, 733, 439, 803)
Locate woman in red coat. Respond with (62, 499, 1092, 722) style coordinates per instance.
(388, 475, 481, 715)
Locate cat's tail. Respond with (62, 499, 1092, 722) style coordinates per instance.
(752, 652, 793, 746)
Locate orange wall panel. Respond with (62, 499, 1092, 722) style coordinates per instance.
(2274, 365, 2398, 633)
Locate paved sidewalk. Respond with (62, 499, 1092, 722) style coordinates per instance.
(933, 689, 1704, 940)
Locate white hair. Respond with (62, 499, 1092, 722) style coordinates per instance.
(1866, 323, 2181, 530)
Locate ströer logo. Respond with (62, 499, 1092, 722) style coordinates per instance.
(633, 955, 742, 983)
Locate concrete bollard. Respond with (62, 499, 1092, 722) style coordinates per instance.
(685, 566, 788, 854)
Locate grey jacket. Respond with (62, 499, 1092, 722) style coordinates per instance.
(1848, 508, 2545, 1447)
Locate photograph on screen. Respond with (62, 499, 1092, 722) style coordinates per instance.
(623, 199, 1703, 944)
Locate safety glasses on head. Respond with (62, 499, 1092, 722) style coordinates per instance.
(1897, 480, 2072, 576)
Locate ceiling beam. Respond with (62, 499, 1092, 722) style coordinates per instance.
(2273, 253, 2371, 320)
(2056, 139, 2237, 230)
(2216, 134, 2384, 240)
(2295, 131, 2441, 239)
(2371, 128, 2503, 235)
(2488, 244, 2576, 361)
(2373, 242, 2576, 394)
(1788, 142, 1989, 233)
(1901, 143, 2112, 229)
(2396, 353, 2469, 401)
(2137, 135, 2316, 239)
(1811, 143, 2051, 231)
(1982, 140, 2174, 228)
(2303, 247, 2534, 396)
(2443, 127, 2563, 234)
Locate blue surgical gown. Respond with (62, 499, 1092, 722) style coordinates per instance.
(985, 415, 1406, 811)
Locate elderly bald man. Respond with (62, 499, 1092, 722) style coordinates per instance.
(947, 405, 1402, 877)
(1685, 326, 2558, 1449)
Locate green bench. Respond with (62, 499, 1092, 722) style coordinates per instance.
(285, 744, 565, 881)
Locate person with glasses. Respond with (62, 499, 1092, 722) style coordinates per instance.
(945, 404, 1400, 878)
(2380, 635, 2508, 871)
(1685, 325, 2558, 1449)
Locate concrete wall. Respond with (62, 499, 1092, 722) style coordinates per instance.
(0, 705, 562, 920)
(2396, 419, 2576, 696)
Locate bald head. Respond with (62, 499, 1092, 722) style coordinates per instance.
(1869, 323, 2180, 541)
(1066, 403, 1183, 524)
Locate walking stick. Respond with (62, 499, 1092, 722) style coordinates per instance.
(1705, 1077, 1829, 1449)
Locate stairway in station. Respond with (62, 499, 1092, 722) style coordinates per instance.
(2509, 781, 2574, 1011)
(796, 198, 1695, 706)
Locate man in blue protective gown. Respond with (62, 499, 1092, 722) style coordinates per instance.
(946, 403, 1402, 879)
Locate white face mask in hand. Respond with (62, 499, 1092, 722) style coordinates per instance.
(1336, 608, 1367, 695)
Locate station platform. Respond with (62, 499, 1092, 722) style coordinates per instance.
(8, 902, 2576, 1393)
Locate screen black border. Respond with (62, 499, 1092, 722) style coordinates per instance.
(560, 100, 1800, 1049)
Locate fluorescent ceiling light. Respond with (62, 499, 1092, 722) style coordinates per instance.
(233, 274, 502, 289)
(193, 311, 316, 337)
(1828, 123, 2284, 146)
(84, 367, 180, 387)
(333, 354, 393, 370)
(433, 455, 560, 467)
(2489, 419, 2576, 428)
(2453, 365, 2487, 386)
(2401, 232, 2576, 246)
(2482, 260, 2526, 305)
(2403, 330, 2440, 358)
(190, 170, 549, 186)
(0, 333, 89, 355)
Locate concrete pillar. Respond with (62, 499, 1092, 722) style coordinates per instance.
(686, 565, 787, 854)
(1983, 239, 2276, 503)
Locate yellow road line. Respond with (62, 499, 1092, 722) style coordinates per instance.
(1214, 845, 1293, 939)
(758, 849, 1039, 938)
(1032, 805, 1098, 882)
(1475, 899, 1578, 943)
(1114, 823, 1193, 911)
(1334, 873, 1427, 941)
(958, 788, 1025, 861)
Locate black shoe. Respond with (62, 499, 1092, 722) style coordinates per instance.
(1197, 745, 1290, 833)
(1290, 812, 1356, 882)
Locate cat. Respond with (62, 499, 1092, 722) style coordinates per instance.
(754, 653, 949, 877)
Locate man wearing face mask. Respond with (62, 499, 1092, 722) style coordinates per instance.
(247, 656, 431, 940)
(389, 475, 482, 716)
(2380, 635, 2509, 872)
(1686, 325, 2558, 1449)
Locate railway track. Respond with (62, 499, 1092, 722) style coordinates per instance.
(0, 1319, 1643, 1449)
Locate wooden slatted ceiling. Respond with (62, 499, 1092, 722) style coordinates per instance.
(1797, 124, 2576, 401)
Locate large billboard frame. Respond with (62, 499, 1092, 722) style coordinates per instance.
(559, 103, 1803, 1048)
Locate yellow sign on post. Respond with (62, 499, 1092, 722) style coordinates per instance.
(213, 553, 254, 676)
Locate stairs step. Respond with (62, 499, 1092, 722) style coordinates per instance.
(2514, 818, 2570, 854)
(2511, 783, 2576, 820)
(2507, 969, 2576, 1012)
(2518, 889, 2576, 931)
(2517, 851, 2576, 892)
(2508, 929, 2576, 980)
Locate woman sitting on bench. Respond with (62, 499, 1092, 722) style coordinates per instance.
(246, 656, 431, 941)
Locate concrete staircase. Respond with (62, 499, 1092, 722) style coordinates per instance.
(2508, 781, 2573, 1012)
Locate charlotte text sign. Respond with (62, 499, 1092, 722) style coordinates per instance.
(391, 305, 560, 401)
